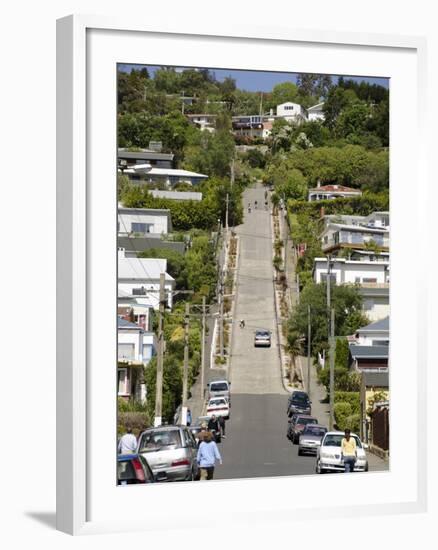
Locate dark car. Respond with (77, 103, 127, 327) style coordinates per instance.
(287, 414, 318, 444)
(117, 453, 162, 485)
(287, 391, 311, 417)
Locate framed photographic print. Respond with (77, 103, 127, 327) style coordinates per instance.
(57, 15, 427, 535)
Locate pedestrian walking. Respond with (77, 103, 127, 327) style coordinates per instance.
(218, 415, 226, 438)
(118, 427, 137, 455)
(341, 429, 357, 472)
(239, 319, 245, 328)
(197, 431, 222, 480)
(248, 203, 251, 213)
(186, 408, 192, 426)
(208, 414, 220, 433)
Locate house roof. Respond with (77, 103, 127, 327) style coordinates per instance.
(308, 184, 362, 193)
(118, 257, 175, 283)
(146, 167, 208, 179)
(361, 371, 389, 387)
(118, 205, 172, 219)
(307, 102, 324, 111)
(117, 317, 143, 331)
(349, 344, 389, 359)
(358, 316, 389, 333)
(150, 190, 203, 201)
(118, 148, 174, 161)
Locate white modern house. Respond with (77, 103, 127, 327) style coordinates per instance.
(348, 317, 389, 373)
(118, 317, 156, 402)
(308, 183, 363, 202)
(118, 248, 175, 310)
(320, 222, 389, 254)
(118, 148, 174, 169)
(185, 113, 217, 132)
(307, 102, 325, 121)
(322, 212, 389, 230)
(123, 166, 208, 187)
(313, 257, 390, 285)
(276, 102, 307, 122)
(118, 205, 172, 236)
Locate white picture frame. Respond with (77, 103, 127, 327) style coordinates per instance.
(57, 15, 428, 535)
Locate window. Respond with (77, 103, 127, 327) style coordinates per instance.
(132, 287, 146, 295)
(355, 276, 361, 283)
(372, 339, 389, 346)
(321, 273, 336, 284)
(118, 368, 129, 395)
(363, 299, 374, 310)
(363, 278, 378, 283)
(118, 343, 135, 360)
(131, 222, 153, 234)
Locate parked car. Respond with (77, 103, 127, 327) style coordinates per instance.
(254, 329, 271, 347)
(298, 425, 327, 456)
(287, 390, 312, 416)
(137, 425, 199, 482)
(315, 431, 369, 473)
(207, 379, 231, 403)
(117, 453, 163, 485)
(288, 414, 318, 444)
(206, 397, 230, 419)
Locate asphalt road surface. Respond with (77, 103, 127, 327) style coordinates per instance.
(215, 184, 388, 480)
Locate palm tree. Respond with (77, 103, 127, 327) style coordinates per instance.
(284, 330, 304, 384)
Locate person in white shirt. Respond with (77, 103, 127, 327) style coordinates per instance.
(118, 427, 138, 454)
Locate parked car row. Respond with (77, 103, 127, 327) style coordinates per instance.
(286, 391, 369, 473)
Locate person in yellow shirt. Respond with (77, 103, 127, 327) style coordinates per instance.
(341, 429, 357, 473)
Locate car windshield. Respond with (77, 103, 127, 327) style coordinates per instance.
(297, 417, 317, 425)
(323, 434, 362, 448)
(256, 331, 270, 337)
(139, 430, 181, 452)
(209, 398, 226, 406)
(210, 382, 228, 392)
(292, 395, 309, 404)
(303, 426, 326, 437)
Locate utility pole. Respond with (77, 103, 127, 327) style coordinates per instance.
(181, 302, 190, 426)
(307, 305, 311, 400)
(225, 193, 229, 242)
(326, 255, 332, 341)
(329, 308, 335, 430)
(200, 296, 206, 401)
(154, 273, 166, 427)
(296, 273, 300, 304)
(219, 269, 224, 358)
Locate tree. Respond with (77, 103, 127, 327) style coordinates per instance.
(297, 73, 332, 99)
(323, 87, 358, 130)
(266, 82, 299, 109)
(284, 331, 304, 383)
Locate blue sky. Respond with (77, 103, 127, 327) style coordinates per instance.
(118, 64, 389, 92)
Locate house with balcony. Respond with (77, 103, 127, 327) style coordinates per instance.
(118, 317, 156, 403)
(275, 102, 307, 123)
(322, 211, 389, 230)
(320, 222, 389, 255)
(118, 148, 174, 169)
(308, 183, 362, 202)
(149, 190, 202, 201)
(118, 205, 186, 255)
(232, 115, 265, 139)
(118, 248, 175, 310)
(123, 166, 208, 187)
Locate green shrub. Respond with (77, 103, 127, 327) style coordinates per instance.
(334, 391, 360, 414)
(334, 402, 352, 430)
(118, 411, 150, 438)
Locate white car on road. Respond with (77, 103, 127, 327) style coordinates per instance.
(206, 397, 230, 419)
(315, 431, 369, 473)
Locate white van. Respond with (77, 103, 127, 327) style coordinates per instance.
(207, 379, 231, 402)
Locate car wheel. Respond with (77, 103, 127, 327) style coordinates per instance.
(298, 449, 302, 456)
(316, 459, 325, 474)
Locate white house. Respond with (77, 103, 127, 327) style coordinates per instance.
(307, 102, 325, 122)
(354, 317, 390, 346)
(322, 212, 389, 230)
(313, 257, 390, 285)
(276, 102, 307, 122)
(118, 317, 156, 402)
(118, 205, 172, 236)
(320, 223, 389, 254)
(359, 285, 390, 322)
(118, 248, 175, 310)
(308, 183, 363, 202)
(185, 113, 217, 132)
(123, 166, 208, 187)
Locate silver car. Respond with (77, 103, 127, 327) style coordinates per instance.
(137, 425, 199, 482)
(298, 424, 327, 456)
(254, 329, 271, 347)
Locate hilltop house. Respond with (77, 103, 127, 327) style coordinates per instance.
(275, 102, 307, 123)
(118, 148, 174, 169)
(348, 318, 389, 373)
(308, 183, 363, 202)
(185, 113, 217, 132)
(320, 222, 389, 255)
